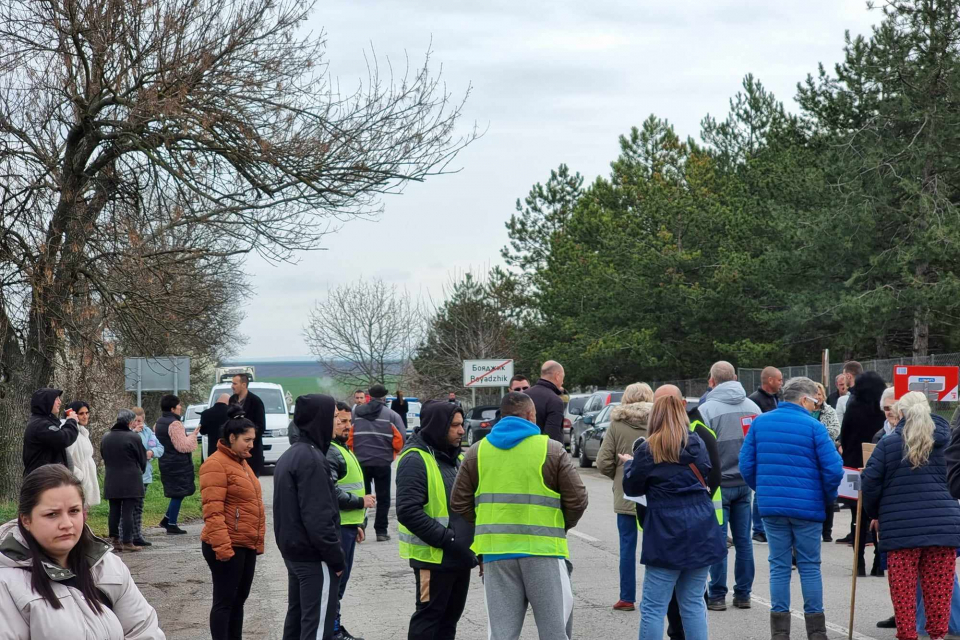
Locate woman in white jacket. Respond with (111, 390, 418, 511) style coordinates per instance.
(0, 464, 165, 639)
(64, 400, 101, 508)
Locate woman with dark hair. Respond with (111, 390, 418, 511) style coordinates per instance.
(199, 404, 266, 640)
(65, 400, 101, 509)
(838, 371, 888, 576)
(154, 394, 197, 535)
(101, 409, 148, 552)
(0, 464, 165, 638)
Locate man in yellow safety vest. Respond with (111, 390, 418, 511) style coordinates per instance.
(328, 401, 376, 640)
(451, 392, 588, 640)
(396, 400, 477, 639)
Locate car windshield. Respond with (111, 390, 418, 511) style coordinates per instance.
(609, 392, 624, 403)
(480, 409, 497, 421)
(567, 397, 589, 414)
(184, 406, 204, 421)
(211, 386, 286, 414)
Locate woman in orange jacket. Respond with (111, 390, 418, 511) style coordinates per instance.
(199, 405, 266, 640)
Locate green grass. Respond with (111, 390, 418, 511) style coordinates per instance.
(0, 450, 203, 538)
(258, 376, 325, 400)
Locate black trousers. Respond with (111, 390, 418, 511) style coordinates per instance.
(823, 499, 836, 539)
(408, 567, 471, 640)
(361, 464, 392, 535)
(283, 558, 340, 640)
(108, 498, 137, 542)
(203, 543, 257, 640)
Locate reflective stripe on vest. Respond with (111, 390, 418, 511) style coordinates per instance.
(690, 420, 724, 526)
(472, 435, 569, 558)
(331, 442, 366, 526)
(396, 448, 448, 564)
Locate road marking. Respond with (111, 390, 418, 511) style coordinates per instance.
(568, 529, 600, 543)
(750, 594, 878, 640)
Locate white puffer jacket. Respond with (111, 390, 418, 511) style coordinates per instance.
(65, 425, 101, 507)
(0, 520, 165, 639)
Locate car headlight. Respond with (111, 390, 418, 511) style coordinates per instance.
(272, 428, 288, 437)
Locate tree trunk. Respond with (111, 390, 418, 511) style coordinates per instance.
(913, 307, 930, 358)
(0, 370, 33, 499)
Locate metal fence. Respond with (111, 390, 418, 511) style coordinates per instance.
(740, 353, 960, 412)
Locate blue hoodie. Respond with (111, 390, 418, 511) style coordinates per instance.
(481, 415, 563, 563)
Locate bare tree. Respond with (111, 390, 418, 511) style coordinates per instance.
(304, 278, 423, 389)
(411, 271, 517, 405)
(0, 0, 475, 493)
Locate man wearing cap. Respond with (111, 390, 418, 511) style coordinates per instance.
(348, 383, 405, 542)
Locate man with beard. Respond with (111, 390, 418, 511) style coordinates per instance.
(230, 374, 266, 476)
(396, 400, 477, 640)
(328, 401, 376, 640)
(274, 394, 345, 640)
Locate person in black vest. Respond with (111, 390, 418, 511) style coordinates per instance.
(230, 375, 266, 477)
(155, 394, 198, 534)
(199, 394, 231, 459)
(101, 409, 147, 552)
(21, 388, 79, 477)
(348, 383, 404, 542)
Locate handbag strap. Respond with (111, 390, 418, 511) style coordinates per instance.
(688, 463, 709, 491)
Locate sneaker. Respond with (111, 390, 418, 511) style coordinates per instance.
(132, 538, 152, 547)
(752, 532, 767, 543)
(334, 627, 365, 640)
(707, 599, 727, 611)
(166, 525, 188, 535)
(376, 533, 390, 542)
(876, 615, 896, 629)
(612, 600, 635, 611)
(118, 543, 142, 552)
(733, 597, 751, 609)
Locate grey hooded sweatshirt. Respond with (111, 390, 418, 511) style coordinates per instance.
(697, 381, 761, 488)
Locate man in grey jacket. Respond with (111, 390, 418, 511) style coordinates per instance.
(698, 361, 761, 612)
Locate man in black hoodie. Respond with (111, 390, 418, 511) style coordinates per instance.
(395, 400, 477, 640)
(525, 360, 565, 444)
(22, 388, 79, 476)
(274, 394, 346, 640)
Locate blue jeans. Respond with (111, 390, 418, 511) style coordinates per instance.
(917, 571, 960, 634)
(165, 497, 183, 525)
(335, 525, 358, 631)
(617, 514, 638, 603)
(763, 516, 823, 614)
(752, 493, 765, 535)
(640, 565, 709, 640)
(708, 484, 755, 601)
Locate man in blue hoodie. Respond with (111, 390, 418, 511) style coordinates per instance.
(450, 392, 588, 640)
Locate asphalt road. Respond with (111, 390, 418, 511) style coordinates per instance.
(125, 458, 938, 640)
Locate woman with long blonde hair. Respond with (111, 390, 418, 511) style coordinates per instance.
(622, 395, 725, 640)
(862, 391, 960, 640)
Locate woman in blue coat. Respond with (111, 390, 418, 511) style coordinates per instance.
(622, 395, 725, 640)
(862, 391, 960, 640)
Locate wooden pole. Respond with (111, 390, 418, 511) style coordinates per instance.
(848, 489, 864, 639)
(823, 348, 830, 389)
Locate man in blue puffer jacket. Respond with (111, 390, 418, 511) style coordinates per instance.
(740, 376, 843, 640)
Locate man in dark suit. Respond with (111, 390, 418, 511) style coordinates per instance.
(524, 360, 565, 444)
(230, 374, 266, 476)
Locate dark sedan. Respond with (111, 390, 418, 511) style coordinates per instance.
(463, 405, 499, 446)
(577, 402, 619, 468)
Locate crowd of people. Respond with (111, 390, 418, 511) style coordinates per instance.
(6, 360, 960, 639)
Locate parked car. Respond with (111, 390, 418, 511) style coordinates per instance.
(570, 390, 624, 457)
(182, 404, 205, 435)
(463, 405, 500, 446)
(203, 382, 290, 464)
(576, 402, 619, 468)
(563, 394, 591, 451)
(406, 401, 422, 436)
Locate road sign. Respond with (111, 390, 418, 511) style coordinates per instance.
(124, 357, 191, 405)
(893, 365, 959, 401)
(463, 359, 514, 388)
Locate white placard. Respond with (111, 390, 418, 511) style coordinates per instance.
(624, 493, 648, 506)
(463, 359, 515, 387)
(838, 467, 861, 500)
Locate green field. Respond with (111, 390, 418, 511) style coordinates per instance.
(258, 375, 403, 403)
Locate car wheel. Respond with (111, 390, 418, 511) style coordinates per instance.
(570, 434, 578, 457)
(466, 427, 474, 446)
(578, 439, 592, 468)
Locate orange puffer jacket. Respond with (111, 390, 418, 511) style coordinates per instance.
(200, 442, 266, 560)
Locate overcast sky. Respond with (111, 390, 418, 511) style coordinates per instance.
(238, 1, 879, 359)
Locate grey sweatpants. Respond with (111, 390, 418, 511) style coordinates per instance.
(482, 556, 574, 640)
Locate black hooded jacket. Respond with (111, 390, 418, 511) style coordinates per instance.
(396, 400, 477, 571)
(273, 394, 345, 571)
(839, 371, 888, 469)
(22, 388, 78, 477)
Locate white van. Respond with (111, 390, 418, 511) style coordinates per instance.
(203, 382, 291, 464)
